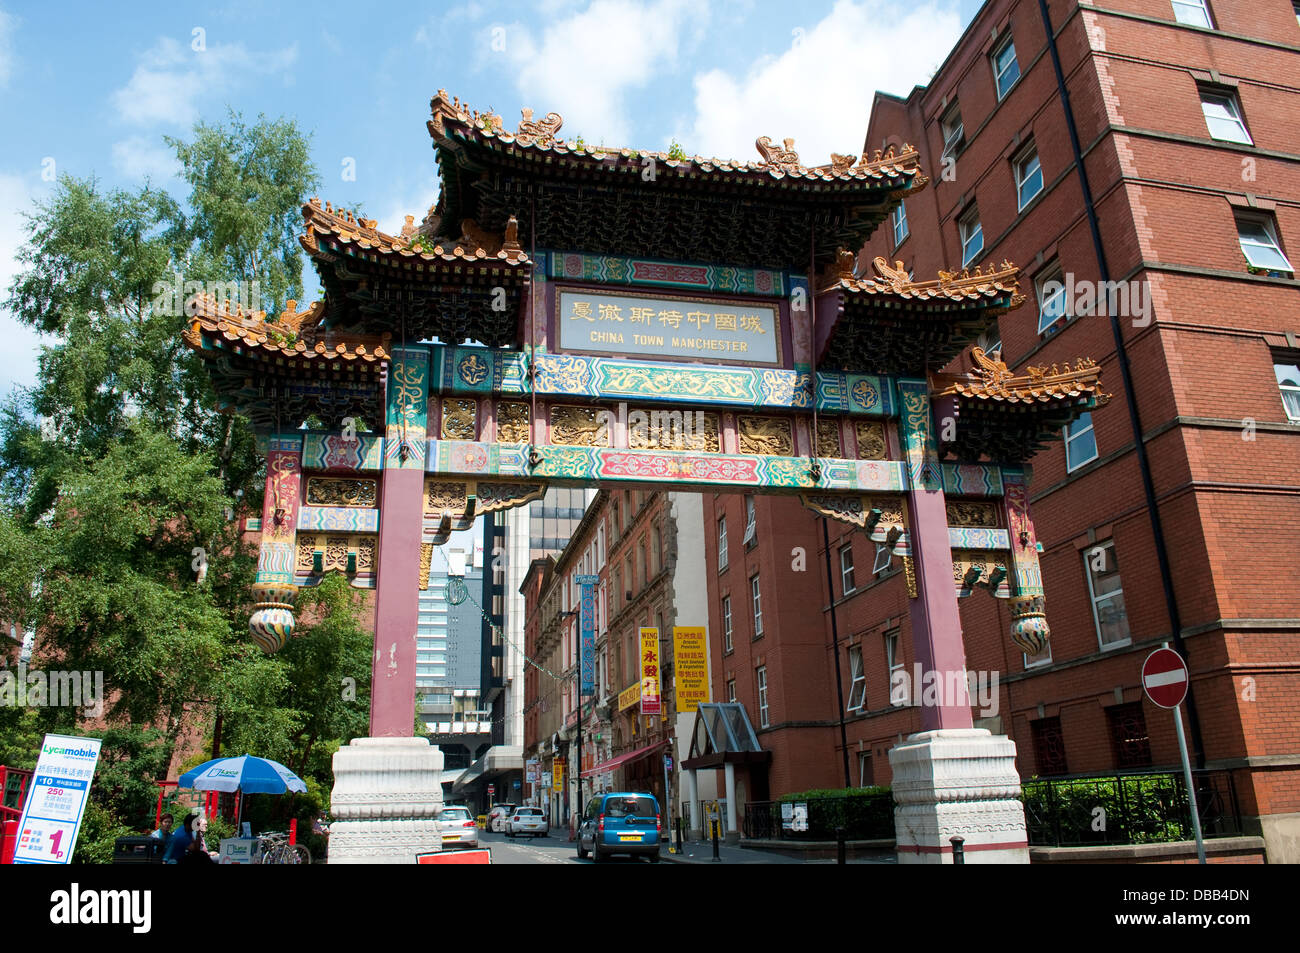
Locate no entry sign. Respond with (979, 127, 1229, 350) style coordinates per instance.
(1142, 648, 1189, 709)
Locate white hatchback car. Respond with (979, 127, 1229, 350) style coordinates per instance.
(436, 806, 479, 849)
(506, 807, 550, 838)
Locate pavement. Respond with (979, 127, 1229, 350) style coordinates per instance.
(663, 839, 897, 864)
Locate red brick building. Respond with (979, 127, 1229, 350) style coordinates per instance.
(703, 0, 1300, 861)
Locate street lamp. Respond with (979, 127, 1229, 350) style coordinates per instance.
(560, 609, 580, 832)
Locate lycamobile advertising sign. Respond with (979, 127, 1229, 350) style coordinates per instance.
(13, 734, 103, 864)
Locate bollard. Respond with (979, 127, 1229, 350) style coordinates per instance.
(289, 818, 298, 846)
(711, 818, 720, 862)
(676, 816, 684, 855)
(1, 820, 17, 864)
(950, 835, 964, 865)
(836, 826, 846, 865)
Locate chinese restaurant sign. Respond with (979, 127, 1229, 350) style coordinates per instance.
(672, 627, 711, 713)
(558, 288, 780, 365)
(640, 627, 662, 716)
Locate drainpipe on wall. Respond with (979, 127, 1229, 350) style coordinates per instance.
(1037, 0, 1204, 766)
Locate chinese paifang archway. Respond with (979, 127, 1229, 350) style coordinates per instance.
(183, 90, 1108, 863)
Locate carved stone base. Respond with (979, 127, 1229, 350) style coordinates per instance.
(888, 728, 1029, 864)
(329, 737, 445, 864)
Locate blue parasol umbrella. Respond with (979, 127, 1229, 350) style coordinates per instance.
(178, 755, 307, 794)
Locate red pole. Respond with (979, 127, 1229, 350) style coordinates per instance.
(155, 787, 164, 829)
(1, 820, 17, 864)
(289, 818, 297, 845)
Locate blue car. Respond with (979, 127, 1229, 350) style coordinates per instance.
(576, 792, 662, 862)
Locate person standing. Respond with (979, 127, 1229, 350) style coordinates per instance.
(162, 813, 197, 864)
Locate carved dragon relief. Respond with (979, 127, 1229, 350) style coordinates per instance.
(755, 136, 801, 173)
(738, 416, 794, 456)
(441, 398, 478, 441)
(496, 402, 531, 443)
(550, 406, 610, 447)
(516, 107, 564, 146)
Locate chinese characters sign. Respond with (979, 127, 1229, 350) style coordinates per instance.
(576, 574, 599, 696)
(13, 734, 102, 864)
(672, 627, 711, 713)
(640, 627, 662, 716)
(558, 288, 780, 365)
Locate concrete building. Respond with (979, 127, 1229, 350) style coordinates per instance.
(701, 0, 1300, 862)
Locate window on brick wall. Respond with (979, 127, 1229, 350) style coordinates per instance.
(1085, 541, 1131, 649)
(940, 102, 965, 158)
(992, 34, 1020, 100)
(885, 629, 906, 705)
(751, 574, 763, 638)
(1036, 265, 1068, 335)
(858, 752, 873, 786)
(1237, 214, 1294, 276)
(756, 665, 770, 728)
(727, 678, 736, 703)
(743, 496, 757, 546)
(959, 206, 983, 267)
(1064, 412, 1098, 472)
(1031, 717, 1069, 776)
(717, 515, 728, 571)
(1199, 87, 1251, 144)
(1106, 702, 1152, 768)
(1274, 361, 1300, 421)
(840, 544, 856, 595)
(892, 201, 909, 248)
(847, 645, 867, 711)
(722, 595, 733, 653)
(1014, 144, 1043, 211)
(1172, 0, 1213, 28)
(872, 543, 892, 577)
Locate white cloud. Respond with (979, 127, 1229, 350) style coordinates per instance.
(684, 0, 963, 167)
(500, 0, 710, 146)
(0, 172, 49, 396)
(111, 37, 299, 126)
(111, 135, 179, 181)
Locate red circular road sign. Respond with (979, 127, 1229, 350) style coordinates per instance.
(1142, 648, 1189, 709)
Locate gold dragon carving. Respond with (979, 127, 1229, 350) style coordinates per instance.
(550, 406, 609, 447)
(816, 420, 841, 458)
(855, 421, 888, 460)
(441, 399, 478, 440)
(738, 417, 794, 456)
(305, 478, 378, 508)
(946, 501, 1001, 528)
(496, 402, 531, 443)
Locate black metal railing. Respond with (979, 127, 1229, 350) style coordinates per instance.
(743, 791, 895, 841)
(1022, 768, 1243, 847)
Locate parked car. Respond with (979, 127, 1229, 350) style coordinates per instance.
(436, 805, 479, 849)
(506, 807, 550, 838)
(576, 792, 661, 862)
(487, 803, 518, 832)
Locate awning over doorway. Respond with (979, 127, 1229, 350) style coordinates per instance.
(682, 703, 771, 770)
(582, 740, 666, 779)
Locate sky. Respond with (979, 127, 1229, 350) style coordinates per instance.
(0, 0, 983, 397)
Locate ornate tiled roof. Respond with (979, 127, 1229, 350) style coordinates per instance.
(427, 89, 925, 270)
(428, 89, 929, 185)
(821, 253, 1025, 309)
(935, 348, 1110, 405)
(300, 197, 530, 266)
(183, 292, 391, 363)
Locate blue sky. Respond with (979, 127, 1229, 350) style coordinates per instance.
(0, 0, 984, 396)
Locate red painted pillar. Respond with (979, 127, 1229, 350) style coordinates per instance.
(371, 346, 430, 737)
(898, 379, 973, 731)
(1, 819, 17, 864)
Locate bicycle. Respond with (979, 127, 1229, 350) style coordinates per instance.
(255, 830, 312, 864)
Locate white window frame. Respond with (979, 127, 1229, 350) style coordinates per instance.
(751, 574, 763, 638)
(959, 207, 983, 267)
(1023, 639, 1053, 669)
(722, 595, 734, 652)
(1274, 362, 1300, 422)
(1064, 412, 1099, 472)
(885, 630, 906, 706)
(847, 645, 867, 711)
(726, 678, 737, 704)
(892, 202, 909, 247)
(1085, 541, 1131, 650)
(1199, 88, 1252, 144)
(743, 496, 757, 545)
(1172, 0, 1213, 28)
(1036, 266, 1068, 335)
(978, 325, 1002, 357)
(872, 543, 892, 576)
(1237, 216, 1294, 274)
(1014, 145, 1043, 211)
(992, 35, 1021, 100)
(840, 544, 856, 595)
(717, 515, 728, 570)
(940, 103, 964, 158)
(756, 665, 769, 728)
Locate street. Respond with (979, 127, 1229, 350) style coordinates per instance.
(476, 829, 665, 865)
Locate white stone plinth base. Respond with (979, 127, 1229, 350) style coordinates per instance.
(888, 728, 1029, 864)
(329, 737, 444, 864)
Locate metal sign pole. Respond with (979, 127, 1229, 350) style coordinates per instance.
(1173, 702, 1205, 864)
